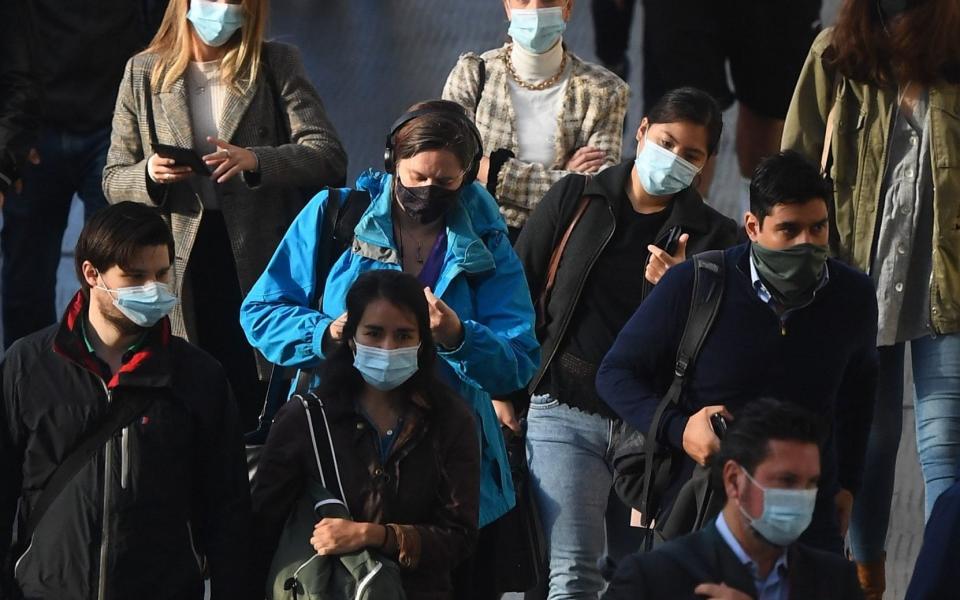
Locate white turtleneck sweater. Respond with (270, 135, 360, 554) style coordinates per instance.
(507, 39, 570, 166)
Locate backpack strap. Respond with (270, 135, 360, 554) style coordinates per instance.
(638, 250, 726, 526)
(297, 393, 348, 505)
(15, 395, 153, 560)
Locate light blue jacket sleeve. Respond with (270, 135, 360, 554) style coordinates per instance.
(240, 189, 338, 368)
(439, 231, 540, 396)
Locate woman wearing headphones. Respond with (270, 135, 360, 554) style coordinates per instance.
(241, 100, 540, 597)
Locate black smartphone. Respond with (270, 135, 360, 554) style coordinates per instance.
(153, 144, 211, 176)
(710, 413, 728, 440)
(655, 226, 683, 256)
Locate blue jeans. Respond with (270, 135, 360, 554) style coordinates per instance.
(526, 395, 645, 600)
(850, 333, 960, 562)
(1, 126, 110, 347)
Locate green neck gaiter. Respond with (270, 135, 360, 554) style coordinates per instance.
(751, 242, 828, 308)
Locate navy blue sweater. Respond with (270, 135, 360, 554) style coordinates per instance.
(596, 243, 879, 496)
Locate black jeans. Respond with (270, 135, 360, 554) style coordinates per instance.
(189, 211, 266, 432)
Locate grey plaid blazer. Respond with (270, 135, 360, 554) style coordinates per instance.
(443, 43, 628, 229)
(102, 41, 347, 378)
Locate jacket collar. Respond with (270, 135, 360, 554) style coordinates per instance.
(583, 160, 715, 235)
(53, 291, 174, 390)
(352, 169, 502, 280)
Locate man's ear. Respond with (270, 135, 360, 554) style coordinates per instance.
(744, 212, 762, 242)
(81, 260, 100, 289)
(563, 0, 575, 20)
(722, 459, 742, 503)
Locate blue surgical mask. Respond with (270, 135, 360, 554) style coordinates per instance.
(508, 7, 566, 54)
(738, 466, 818, 547)
(352, 341, 420, 391)
(187, 0, 245, 48)
(634, 135, 701, 196)
(97, 276, 179, 328)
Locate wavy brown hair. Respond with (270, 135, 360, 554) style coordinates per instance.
(828, 0, 960, 86)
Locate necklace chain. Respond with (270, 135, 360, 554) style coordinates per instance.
(503, 43, 568, 91)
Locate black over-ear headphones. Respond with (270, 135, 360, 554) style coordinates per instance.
(383, 105, 485, 185)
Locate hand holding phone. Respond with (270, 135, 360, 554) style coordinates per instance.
(153, 144, 211, 176)
(645, 227, 690, 285)
(710, 412, 728, 440)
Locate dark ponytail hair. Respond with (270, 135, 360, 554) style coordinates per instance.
(645, 87, 724, 156)
(315, 270, 440, 402)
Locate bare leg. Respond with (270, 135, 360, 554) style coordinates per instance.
(735, 103, 784, 178)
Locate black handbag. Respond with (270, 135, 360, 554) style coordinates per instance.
(611, 250, 726, 547)
(492, 421, 547, 593)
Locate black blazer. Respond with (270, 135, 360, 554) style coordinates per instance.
(602, 522, 863, 600)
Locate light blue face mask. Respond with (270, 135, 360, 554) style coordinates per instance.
(738, 466, 818, 547)
(634, 134, 701, 196)
(187, 0, 245, 48)
(97, 276, 179, 328)
(352, 341, 420, 391)
(508, 7, 567, 54)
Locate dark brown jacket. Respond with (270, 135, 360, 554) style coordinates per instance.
(250, 387, 480, 600)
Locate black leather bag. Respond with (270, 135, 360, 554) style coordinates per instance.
(492, 422, 547, 593)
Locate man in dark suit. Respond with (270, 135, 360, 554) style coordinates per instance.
(603, 398, 863, 599)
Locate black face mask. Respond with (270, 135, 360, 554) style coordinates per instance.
(395, 179, 459, 224)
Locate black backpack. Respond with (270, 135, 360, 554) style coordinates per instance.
(610, 250, 726, 549)
(246, 188, 371, 447)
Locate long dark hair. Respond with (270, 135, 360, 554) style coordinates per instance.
(315, 270, 440, 403)
(829, 0, 960, 86)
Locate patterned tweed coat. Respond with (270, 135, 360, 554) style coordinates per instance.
(102, 42, 346, 378)
(443, 43, 628, 229)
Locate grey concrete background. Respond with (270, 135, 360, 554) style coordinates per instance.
(1, 1, 923, 598)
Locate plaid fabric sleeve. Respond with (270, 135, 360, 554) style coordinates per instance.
(442, 52, 484, 120)
(495, 72, 629, 227)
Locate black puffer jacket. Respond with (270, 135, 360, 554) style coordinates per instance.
(0, 292, 250, 600)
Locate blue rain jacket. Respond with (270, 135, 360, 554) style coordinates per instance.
(241, 169, 540, 526)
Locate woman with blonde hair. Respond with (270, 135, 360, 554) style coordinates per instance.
(103, 0, 347, 430)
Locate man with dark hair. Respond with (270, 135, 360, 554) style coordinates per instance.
(598, 151, 879, 554)
(0, 202, 249, 599)
(603, 398, 863, 599)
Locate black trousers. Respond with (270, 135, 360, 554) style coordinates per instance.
(591, 0, 638, 70)
(189, 211, 266, 432)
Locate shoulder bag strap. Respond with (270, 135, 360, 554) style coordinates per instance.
(476, 58, 486, 108)
(144, 76, 159, 150)
(638, 250, 726, 526)
(537, 176, 591, 322)
(297, 393, 348, 504)
(19, 394, 153, 555)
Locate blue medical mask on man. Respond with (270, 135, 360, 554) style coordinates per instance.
(738, 466, 818, 547)
(187, 0, 245, 48)
(352, 341, 421, 391)
(97, 275, 179, 328)
(508, 7, 567, 54)
(634, 134, 701, 196)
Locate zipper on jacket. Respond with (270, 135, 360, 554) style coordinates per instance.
(120, 426, 130, 490)
(186, 520, 204, 571)
(532, 203, 617, 392)
(97, 380, 113, 600)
